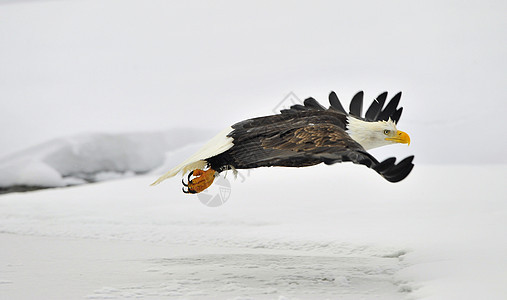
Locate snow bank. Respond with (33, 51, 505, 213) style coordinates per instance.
(0, 129, 213, 189)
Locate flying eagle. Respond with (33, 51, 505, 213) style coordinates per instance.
(151, 91, 414, 193)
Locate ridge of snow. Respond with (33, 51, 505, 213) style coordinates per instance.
(0, 129, 214, 189)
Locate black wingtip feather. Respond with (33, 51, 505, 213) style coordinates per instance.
(385, 161, 414, 183)
(304, 97, 326, 110)
(391, 107, 403, 123)
(378, 92, 401, 121)
(328, 91, 346, 114)
(384, 156, 414, 177)
(373, 157, 396, 173)
(349, 91, 364, 118)
(365, 91, 387, 121)
(379, 155, 414, 183)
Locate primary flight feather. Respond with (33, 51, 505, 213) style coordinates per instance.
(152, 91, 414, 193)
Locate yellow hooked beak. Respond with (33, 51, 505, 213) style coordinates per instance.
(385, 130, 411, 145)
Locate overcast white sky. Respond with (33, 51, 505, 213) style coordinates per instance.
(0, 0, 506, 163)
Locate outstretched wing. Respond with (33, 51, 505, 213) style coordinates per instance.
(220, 117, 414, 183)
(261, 124, 413, 183)
(283, 91, 404, 124)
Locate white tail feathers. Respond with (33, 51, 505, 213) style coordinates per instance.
(150, 127, 234, 186)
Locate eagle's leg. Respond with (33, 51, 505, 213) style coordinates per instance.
(182, 168, 217, 194)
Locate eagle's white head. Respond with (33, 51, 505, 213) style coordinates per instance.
(346, 116, 411, 150)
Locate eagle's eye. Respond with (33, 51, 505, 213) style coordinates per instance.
(383, 130, 390, 135)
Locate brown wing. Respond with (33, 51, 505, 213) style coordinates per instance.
(261, 124, 359, 153)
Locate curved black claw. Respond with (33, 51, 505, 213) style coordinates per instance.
(183, 187, 197, 194)
(182, 178, 188, 187)
(187, 170, 194, 182)
(182, 186, 197, 194)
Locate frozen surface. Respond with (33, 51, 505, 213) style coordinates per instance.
(0, 129, 211, 189)
(0, 164, 506, 299)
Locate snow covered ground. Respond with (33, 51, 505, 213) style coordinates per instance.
(1, 163, 506, 299)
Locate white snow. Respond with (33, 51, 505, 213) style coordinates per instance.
(0, 129, 212, 189)
(0, 164, 506, 299)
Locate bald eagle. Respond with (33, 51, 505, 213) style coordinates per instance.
(152, 91, 414, 193)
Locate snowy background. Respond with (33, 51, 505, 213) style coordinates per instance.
(1, 0, 506, 299)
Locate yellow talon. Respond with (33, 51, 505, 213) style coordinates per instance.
(182, 168, 216, 194)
